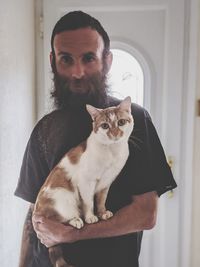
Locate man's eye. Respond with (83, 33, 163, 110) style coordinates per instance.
(118, 119, 126, 126)
(101, 123, 109, 129)
(83, 54, 96, 63)
(61, 56, 73, 65)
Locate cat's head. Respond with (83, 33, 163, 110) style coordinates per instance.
(86, 97, 134, 145)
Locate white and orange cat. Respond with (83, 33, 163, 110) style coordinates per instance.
(33, 96, 134, 267)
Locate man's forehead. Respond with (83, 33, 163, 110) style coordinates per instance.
(54, 28, 104, 54)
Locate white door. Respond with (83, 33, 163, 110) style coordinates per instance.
(36, 0, 193, 266)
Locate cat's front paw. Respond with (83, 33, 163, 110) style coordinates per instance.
(85, 215, 99, 224)
(68, 218, 84, 229)
(98, 210, 113, 220)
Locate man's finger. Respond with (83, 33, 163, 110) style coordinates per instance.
(36, 232, 43, 239)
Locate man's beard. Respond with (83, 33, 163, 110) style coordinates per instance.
(51, 70, 110, 111)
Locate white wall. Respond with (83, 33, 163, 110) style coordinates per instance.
(191, 3, 200, 266)
(0, 0, 35, 266)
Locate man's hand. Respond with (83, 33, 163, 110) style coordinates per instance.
(32, 215, 77, 247)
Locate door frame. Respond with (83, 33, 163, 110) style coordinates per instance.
(179, 0, 199, 266)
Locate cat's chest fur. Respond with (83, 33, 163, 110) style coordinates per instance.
(58, 135, 129, 193)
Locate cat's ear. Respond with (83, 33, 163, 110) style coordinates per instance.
(118, 96, 132, 113)
(86, 105, 101, 120)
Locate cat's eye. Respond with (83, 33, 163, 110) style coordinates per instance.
(101, 123, 109, 129)
(118, 119, 126, 126)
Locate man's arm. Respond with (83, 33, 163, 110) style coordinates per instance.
(33, 191, 158, 248)
(18, 204, 35, 267)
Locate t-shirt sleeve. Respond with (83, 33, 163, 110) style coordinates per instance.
(14, 124, 50, 203)
(124, 109, 177, 197)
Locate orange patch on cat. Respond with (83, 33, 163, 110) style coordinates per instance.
(46, 167, 74, 192)
(34, 167, 74, 221)
(67, 141, 87, 164)
(35, 193, 63, 221)
(93, 109, 114, 133)
(109, 127, 123, 138)
(95, 188, 107, 204)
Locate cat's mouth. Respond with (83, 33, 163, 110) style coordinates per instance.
(111, 137, 122, 143)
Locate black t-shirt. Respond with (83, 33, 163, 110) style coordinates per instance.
(15, 97, 177, 267)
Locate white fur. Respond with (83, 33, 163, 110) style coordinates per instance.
(58, 129, 132, 192)
(46, 188, 80, 222)
(109, 113, 116, 122)
(59, 157, 78, 177)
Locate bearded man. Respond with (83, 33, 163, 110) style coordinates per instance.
(15, 11, 177, 267)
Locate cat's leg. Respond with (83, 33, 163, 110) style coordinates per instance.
(68, 217, 84, 229)
(95, 188, 113, 220)
(52, 188, 84, 229)
(79, 182, 99, 224)
(66, 204, 84, 229)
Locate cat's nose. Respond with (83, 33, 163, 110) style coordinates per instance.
(110, 128, 122, 138)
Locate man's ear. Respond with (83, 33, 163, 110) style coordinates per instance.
(104, 51, 113, 74)
(50, 52, 53, 65)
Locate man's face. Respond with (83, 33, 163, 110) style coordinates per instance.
(50, 28, 112, 109)
(52, 27, 110, 94)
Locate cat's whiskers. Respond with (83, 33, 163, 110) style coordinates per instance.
(128, 135, 143, 151)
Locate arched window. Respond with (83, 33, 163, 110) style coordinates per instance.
(108, 49, 144, 107)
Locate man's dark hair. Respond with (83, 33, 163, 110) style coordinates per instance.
(51, 10, 110, 68)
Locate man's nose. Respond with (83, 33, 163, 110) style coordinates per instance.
(71, 62, 85, 79)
